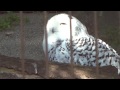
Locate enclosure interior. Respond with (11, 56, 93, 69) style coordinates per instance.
(0, 11, 120, 79)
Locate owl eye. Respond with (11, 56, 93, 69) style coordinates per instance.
(60, 23, 66, 25)
(51, 28, 55, 33)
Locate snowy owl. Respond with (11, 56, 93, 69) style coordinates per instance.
(42, 13, 120, 74)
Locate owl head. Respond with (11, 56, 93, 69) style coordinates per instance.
(43, 13, 89, 54)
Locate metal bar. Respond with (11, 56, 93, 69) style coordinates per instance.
(20, 11, 25, 78)
(94, 11, 99, 75)
(44, 11, 49, 79)
(99, 11, 103, 16)
(118, 11, 120, 45)
(118, 12, 120, 29)
(68, 11, 75, 78)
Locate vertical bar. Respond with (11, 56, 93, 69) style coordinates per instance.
(118, 11, 120, 30)
(20, 11, 25, 78)
(99, 11, 103, 16)
(44, 11, 49, 79)
(94, 11, 99, 75)
(68, 11, 75, 78)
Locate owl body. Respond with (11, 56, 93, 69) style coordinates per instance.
(42, 13, 120, 74)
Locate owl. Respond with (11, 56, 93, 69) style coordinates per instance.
(42, 13, 120, 74)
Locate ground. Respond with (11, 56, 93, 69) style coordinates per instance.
(0, 11, 120, 79)
(0, 54, 120, 79)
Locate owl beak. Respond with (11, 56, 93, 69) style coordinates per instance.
(56, 39, 63, 46)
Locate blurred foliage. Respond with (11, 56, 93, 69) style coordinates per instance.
(99, 27, 120, 50)
(97, 12, 120, 53)
(0, 11, 29, 31)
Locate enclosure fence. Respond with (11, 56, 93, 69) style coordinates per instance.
(18, 11, 100, 79)
(0, 11, 119, 79)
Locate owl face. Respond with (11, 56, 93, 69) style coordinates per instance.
(43, 13, 89, 54)
(46, 14, 88, 40)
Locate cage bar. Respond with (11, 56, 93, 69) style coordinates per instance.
(19, 11, 25, 78)
(68, 11, 75, 78)
(118, 12, 120, 30)
(44, 11, 49, 79)
(94, 11, 99, 75)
